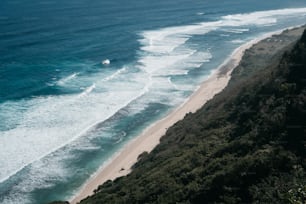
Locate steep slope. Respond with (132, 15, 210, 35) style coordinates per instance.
(46, 27, 306, 204)
(74, 28, 306, 204)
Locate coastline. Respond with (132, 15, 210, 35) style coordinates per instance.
(70, 27, 301, 204)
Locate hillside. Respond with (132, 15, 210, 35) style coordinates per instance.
(54, 27, 306, 204)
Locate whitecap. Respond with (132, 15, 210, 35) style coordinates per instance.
(102, 59, 110, 65)
(2, 7, 306, 200)
(78, 83, 96, 98)
(103, 67, 127, 82)
(57, 72, 78, 86)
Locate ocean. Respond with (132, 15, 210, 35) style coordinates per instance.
(1, 0, 306, 203)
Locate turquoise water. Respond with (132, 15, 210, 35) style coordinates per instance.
(1, 0, 306, 203)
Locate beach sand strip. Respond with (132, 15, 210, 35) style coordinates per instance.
(70, 26, 305, 204)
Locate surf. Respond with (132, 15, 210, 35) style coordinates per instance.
(1, 5, 306, 204)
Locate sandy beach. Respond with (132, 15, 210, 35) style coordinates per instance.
(70, 27, 303, 204)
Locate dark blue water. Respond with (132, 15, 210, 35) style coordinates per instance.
(1, 0, 306, 203)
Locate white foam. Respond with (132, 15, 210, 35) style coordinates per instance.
(0, 147, 75, 204)
(103, 67, 127, 82)
(222, 8, 306, 27)
(140, 32, 189, 54)
(138, 19, 214, 78)
(139, 53, 191, 74)
(223, 28, 250, 34)
(78, 83, 95, 98)
(136, 6, 306, 82)
(0, 70, 150, 184)
(57, 72, 79, 86)
(2, 7, 306, 196)
(139, 7, 306, 54)
(231, 39, 245, 44)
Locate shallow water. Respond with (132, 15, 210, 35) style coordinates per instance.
(1, 0, 306, 203)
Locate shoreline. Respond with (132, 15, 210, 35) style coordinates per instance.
(70, 27, 300, 204)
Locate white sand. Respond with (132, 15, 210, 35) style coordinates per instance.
(70, 30, 288, 204)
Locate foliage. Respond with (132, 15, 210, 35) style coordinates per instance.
(55, 28, 306, 204)
(77, 29, 306, 204)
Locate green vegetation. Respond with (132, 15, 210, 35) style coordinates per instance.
(54, 28, 306, 204)
(78, 29, 306, 204)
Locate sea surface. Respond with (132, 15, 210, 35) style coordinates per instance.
(1, 0, 306, 203)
